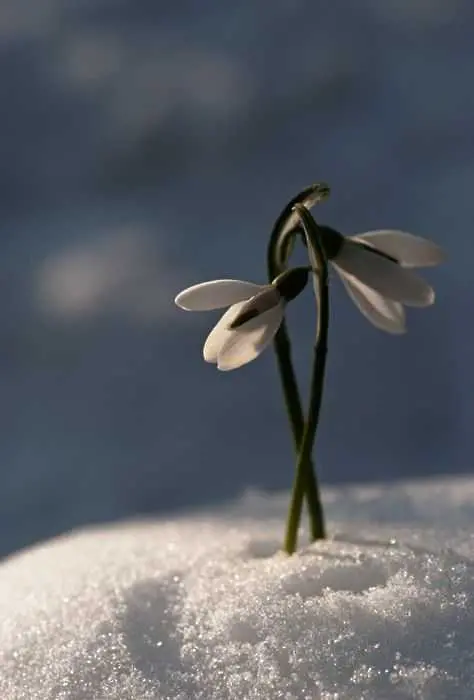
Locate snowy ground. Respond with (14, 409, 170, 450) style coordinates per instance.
(2, 476, 474, 699)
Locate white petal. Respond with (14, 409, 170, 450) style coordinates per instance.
(334, 240, 435, 306)
(353, 230, 445, 268)
(203, 287, 279, 363)
(230, 285, 280, 327)
(175, 279, 263, 311)
(217, 304, 284, 371)
(335, 268, 406, 334)
(203, 301, 248, 363)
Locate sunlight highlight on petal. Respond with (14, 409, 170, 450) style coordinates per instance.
(217, 305, 284, 371)
(334, 240, 435, 306)
(175, 280, 263, 311)
(354, 230, 445, 268)
(203, 301, 248, 363)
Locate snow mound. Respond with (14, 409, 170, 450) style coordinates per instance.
(1, 482, 474, 698)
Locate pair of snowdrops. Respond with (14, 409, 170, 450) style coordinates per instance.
(175, 219, 444, 371)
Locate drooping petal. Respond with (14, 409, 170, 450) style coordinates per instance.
(353, 230, 445, 268)
(334, 240, 435, 306)
(175, 279, 263, 311)
(334, 268, 406, 334)
(217, 304, 284, 371)
(230, 285, 280, 328)
(203, 301, 248, 363)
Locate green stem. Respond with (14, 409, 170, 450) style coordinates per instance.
(284, 204, 328, 554)
(267, 185, 328, 543)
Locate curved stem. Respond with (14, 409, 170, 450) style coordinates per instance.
(284, 204, 328, 554)
(267, 185, 328, 542)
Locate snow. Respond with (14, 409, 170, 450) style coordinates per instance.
(1, 477, 474, 699)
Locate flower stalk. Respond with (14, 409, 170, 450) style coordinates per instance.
(267, 185, 329, 550)
(282, 204, 329, 554)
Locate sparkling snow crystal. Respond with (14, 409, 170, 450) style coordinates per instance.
(1, 478, 474, 698)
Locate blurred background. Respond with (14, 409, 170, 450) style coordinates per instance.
(0, 0, 468, 557)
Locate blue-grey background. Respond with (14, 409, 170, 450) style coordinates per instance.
(0, 0, 467, 557)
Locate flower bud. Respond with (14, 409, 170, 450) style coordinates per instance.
(317, 225, 345, 260)
(273, 267, 309, 302)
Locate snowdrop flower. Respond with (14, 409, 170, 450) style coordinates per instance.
(315, 226, 445, 334)
(175, 268, 309, 371)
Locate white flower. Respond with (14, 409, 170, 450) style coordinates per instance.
(174, 269, 308, 371)
(317, 226, 445, 334)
